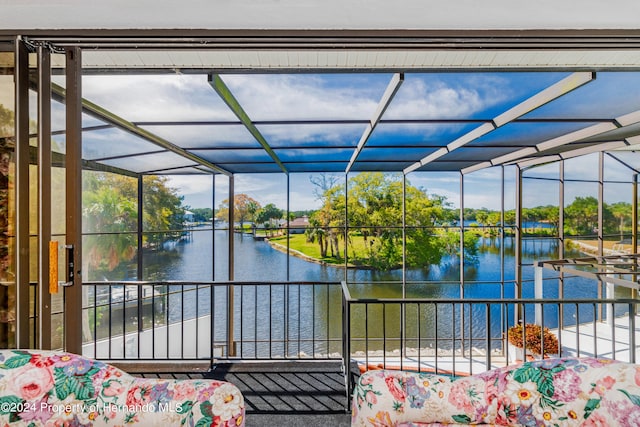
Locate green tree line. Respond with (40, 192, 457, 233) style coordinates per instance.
(463, 197, 632, 237)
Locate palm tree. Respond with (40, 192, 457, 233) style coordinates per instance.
(306, 216, 327, 258)
(610, 202, 631, 241)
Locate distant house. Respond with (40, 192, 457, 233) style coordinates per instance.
(289, 216, 310, 234)
(183, 210, 195, 223)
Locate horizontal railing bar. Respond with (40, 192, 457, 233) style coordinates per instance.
(81, 228, 212, 236)
(84, 281, 342, 286)
(344, 297, 637, 304)
(85, 276, 591, 284)
(82, 279, 526, 288)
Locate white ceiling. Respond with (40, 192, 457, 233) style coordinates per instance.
(1, 0, 640, 31)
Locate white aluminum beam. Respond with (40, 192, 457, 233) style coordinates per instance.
(461, 161, 492, 175)
(346, 72, 403, 173)
(515, 140, 632, 169)
(404, 71, 594, 174)
(536, 122, 618, 151)
(209, 73, 287, 174)
(50, 82, 231, 176)
(467, 110, 640, 173)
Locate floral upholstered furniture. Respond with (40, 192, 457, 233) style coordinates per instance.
(0, 349, 244, 426)
(352, 357, 640, 426)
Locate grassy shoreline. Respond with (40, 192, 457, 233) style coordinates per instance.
(266, 234, 633, 270)
(267, 234, 388, 269)
(266, 237, 353, 268)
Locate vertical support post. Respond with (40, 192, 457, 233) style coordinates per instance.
(227, 175, 235, 356)
(500, 166, 506, 352)
(402, 175, 406, 296)
(605, 281, 615, 326)
(65, 47, 83, 354)
(500, 166, 505, 293)
(630, 302, 637, 364)
(633, 174, 638, 255)
(401, 174, 406, 360)
(211, 173, 216, 360)
(459, 173, 465, 297)
(137, 176, 144, 333)
(286, 173, 290, 281)
(15, 37, 31, 348)
(285, 174, 290, 356)
(228, 176, 234, 280)
(485, 304, 491, 370)
(602, 153, 614, 327)
(534, 264, 543, 325)
(633, 174, 638, 300)
(598, 152, 605, 322)
(38, 45, 52, 349)
(515, 166, 523, 323)
(460, 173, 466, 355)
(559, 160, 565, 328)
(603, 156, 614, 325)
(598, 152, 604, 257)
(137, 176, 143, 280)
(212, 174, 216, 281)
(344, 173, 349, 282)
(342, 285, 351, 409)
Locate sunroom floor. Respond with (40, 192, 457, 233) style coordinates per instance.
(132, 360, 351, 427)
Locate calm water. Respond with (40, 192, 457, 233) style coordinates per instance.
(143, 228, 590, 294)
(127, 227, 626, 356)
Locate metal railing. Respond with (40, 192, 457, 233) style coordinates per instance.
(81, 281, 344, 362)
(80, 280, 639, 366)
(76, 278, 640, 411)
(341, 281, 639, 401)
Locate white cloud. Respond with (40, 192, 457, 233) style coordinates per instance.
(235, 174, 286, 193)
(82, 74, 236, 122)
(461, 193, 501, 210)
(168, 174, 213, 195)
(259, 124, 364, 145)
(383, 75, 509, 120)
(385, 80, 483, 119)
(289, 191, 322, 211)
(221, 74, 381, 121)
(165, 175, 214, 208)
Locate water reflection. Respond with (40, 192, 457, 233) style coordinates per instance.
(88, 227, 621, 357)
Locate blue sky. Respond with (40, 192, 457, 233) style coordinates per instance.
(64, 71, 640, 211)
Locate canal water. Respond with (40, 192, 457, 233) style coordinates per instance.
(117, 226, 628, 357)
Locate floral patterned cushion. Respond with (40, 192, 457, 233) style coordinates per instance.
(0, 350, 245, 426)
(352, 357, 640, 426)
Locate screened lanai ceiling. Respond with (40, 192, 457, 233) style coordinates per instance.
(49, 63, 640, 176)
